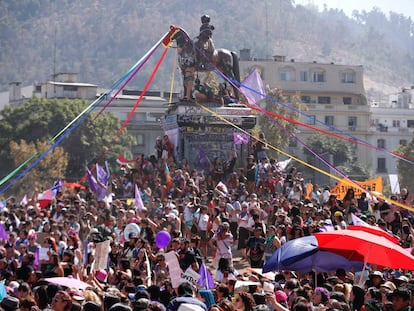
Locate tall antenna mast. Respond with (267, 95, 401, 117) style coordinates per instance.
(53, 27, 57, 81)
(52, 2, 57, 96)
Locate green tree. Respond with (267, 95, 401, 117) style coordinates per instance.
(397, 140, 414, 191)
(0, 97, 135, 184)
(254, 88, 302, 160)
(304, 133, 352, 166)
(303, 133, 370, 180)
(9, 139, 68, 195)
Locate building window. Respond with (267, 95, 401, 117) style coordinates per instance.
(300, 71, 307, 81)
(348, 116, 357, 131)
(134, 113, 146, 121)
(400, 139, 408, 146)
(408, 120, 414, 128)
(318, 96, 331, 104)
(63, 85, 78, 91)
(377, 139, 386, 149)
(280, 67, 295, 81)
(325, 116, 334, 126)
(301, 96, 311, 103)
(343, 97, 352, 105)
(392, 120, 400, 127)
(136, 134, 144, 146)
(312, 70, 325, 82)
(377, 158, 387, 173)
(306, 115, 316, 125)
(341, 71, 356, 83)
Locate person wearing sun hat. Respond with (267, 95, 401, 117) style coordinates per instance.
(369, 271, 384, 288)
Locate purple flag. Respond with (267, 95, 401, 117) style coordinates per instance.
(95, 163, 108, 201)
(135, 184, 145, 211)
(0, 223, 8, 241)
(233, 132, 249, 145)
(240, 68, 266, 105)
(86, 167, 99, 196)
(96, 163, 108, 186)
(197, 263, 215, 289)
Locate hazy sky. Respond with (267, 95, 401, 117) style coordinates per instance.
(294, 0, 414, 19)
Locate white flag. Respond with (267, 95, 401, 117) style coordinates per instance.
(135, 184, 145, 211)
(240, 68, 266, 105)
(351, 213, 369, 226)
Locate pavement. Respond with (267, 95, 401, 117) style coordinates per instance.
(205, 247, 252, 275)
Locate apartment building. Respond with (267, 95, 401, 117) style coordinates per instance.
(3, 75, 172, 158)
(239, 51, 372, 179)
(369, 87, 414, 176)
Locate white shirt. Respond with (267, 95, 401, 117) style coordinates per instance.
(197, 213, 209, 231)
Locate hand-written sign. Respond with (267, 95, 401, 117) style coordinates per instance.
(179, 267, 200, 285)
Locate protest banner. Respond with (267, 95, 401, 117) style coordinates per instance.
(330, 176, 382, 198)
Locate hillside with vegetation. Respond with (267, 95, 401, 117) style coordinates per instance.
(1, 0, 413, 101)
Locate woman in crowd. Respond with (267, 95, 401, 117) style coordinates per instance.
(234, 292, 256, 311)
(44, 252, 64, 277)
(209, 223, 233, 268)
(311, 287, 331, 307)
(51, 290, 72, 311)
(214, 257, 238, 283)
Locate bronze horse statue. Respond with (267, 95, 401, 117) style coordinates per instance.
(170, 17, 240, 103)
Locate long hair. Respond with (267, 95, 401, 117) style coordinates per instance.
(238, 292, 256, 311)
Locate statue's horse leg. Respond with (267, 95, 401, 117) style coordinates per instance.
(231, 51, 240, 100)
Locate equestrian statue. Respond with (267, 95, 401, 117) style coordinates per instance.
(170, 15, 240, 104)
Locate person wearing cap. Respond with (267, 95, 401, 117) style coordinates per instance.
(333, 210, 347, 229)
(122, 232, 138, 260)
(369, 271, 384, 289)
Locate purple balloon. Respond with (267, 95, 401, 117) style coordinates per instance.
(155, 231, 171, 248)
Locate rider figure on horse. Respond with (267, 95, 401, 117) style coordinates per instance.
(195, 15, 217, 71)
(175, 15, 239, 103)
(180, 15, 217, 101)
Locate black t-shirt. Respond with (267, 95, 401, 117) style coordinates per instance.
(178, 249, 197, 271)
(247, 236, 265, 261)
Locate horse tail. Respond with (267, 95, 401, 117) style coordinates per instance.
(231, 51, 240, 99)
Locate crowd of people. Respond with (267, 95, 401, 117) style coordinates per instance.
(0, 134, 414, 311)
